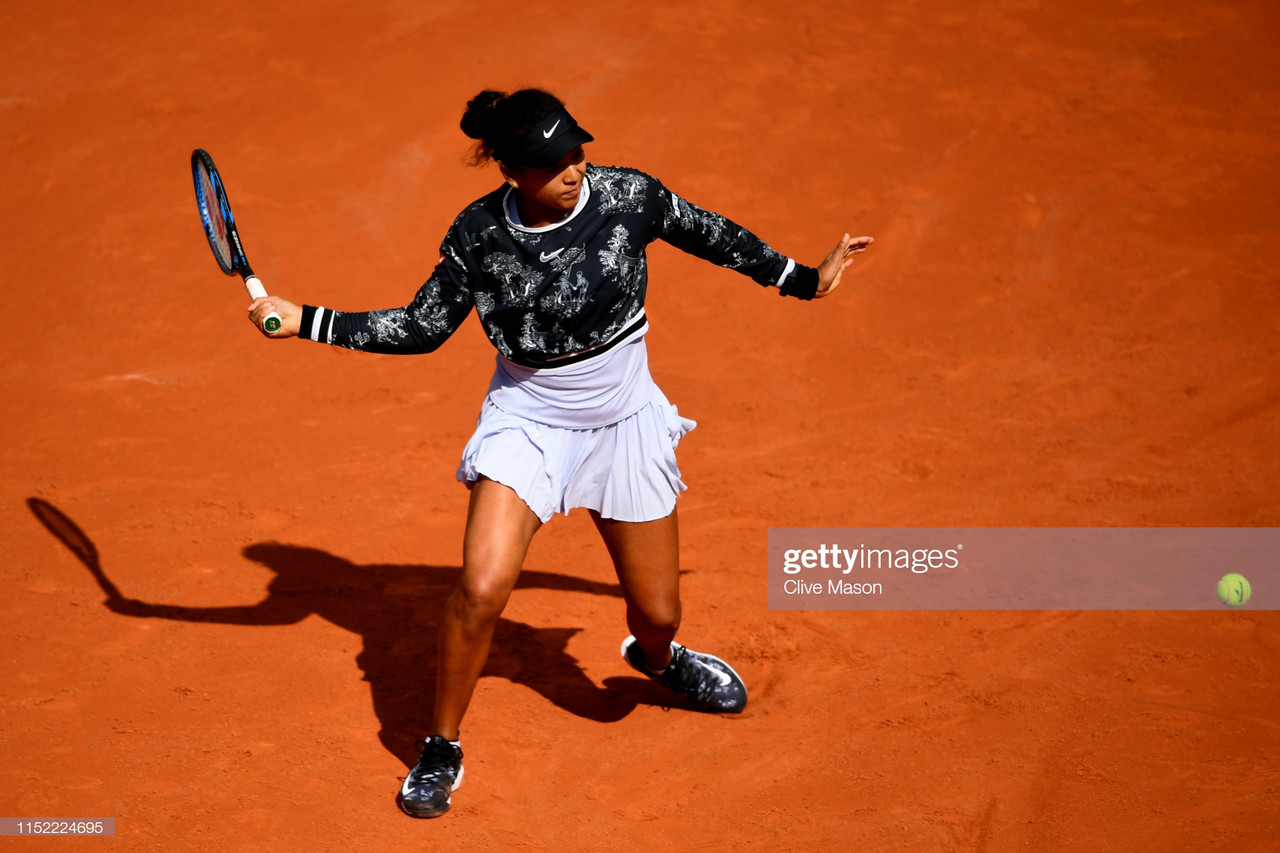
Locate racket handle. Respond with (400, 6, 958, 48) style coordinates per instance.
(244, 275, 282, 333)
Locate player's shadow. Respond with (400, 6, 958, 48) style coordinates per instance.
(27, 498, 662, 768)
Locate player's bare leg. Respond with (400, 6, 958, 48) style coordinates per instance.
(593, 509, 747, 713)
(401, 477, 540, 819)
(590, 509, 682, 666)
(434, 477, 542, 739)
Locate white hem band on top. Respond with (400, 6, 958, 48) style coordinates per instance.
(456, 329, 695, 523)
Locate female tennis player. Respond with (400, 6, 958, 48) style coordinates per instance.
(249, 88, 872, 818)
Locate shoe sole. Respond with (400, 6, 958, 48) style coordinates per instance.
(399, 764, 464, 819)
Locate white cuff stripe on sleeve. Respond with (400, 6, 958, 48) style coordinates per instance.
(776, 258, 796, 289)
(310, 308, 325, 343)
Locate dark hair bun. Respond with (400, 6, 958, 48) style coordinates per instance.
(460, 90, 506, 140)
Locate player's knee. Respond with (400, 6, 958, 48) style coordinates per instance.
(453, 574, 514, 629)
(630, 598, 681, 637)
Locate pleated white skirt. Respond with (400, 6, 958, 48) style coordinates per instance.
(455, 333, 695, 523)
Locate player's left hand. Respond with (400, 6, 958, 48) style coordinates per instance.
(815, 233, 873, 298)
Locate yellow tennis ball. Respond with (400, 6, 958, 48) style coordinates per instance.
(1217, 573, 1252, 608)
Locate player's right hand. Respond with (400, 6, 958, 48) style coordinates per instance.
(248, 296, 301, 338)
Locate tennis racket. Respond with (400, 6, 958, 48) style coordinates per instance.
(191, 148, 281, 333)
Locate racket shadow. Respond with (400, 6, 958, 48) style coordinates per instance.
(27, 497, 122, 599)
(25, 498, 655, 769)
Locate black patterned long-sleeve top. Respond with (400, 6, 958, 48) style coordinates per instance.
(298, 164, 819, 368)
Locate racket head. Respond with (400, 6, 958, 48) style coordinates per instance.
(191, 148, 249, 276)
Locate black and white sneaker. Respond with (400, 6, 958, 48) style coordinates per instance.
(621, 636, 748, 713)
(399, 736, 464, 818)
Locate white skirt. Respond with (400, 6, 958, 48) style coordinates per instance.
(456, 335, 696, 523)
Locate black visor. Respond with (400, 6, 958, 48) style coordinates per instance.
(504, 108, 594, 169)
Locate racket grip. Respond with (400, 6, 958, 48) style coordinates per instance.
(244, 275, 282, 333)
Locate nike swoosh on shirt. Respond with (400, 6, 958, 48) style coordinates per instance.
(540, 249, 564, 262)
(543, 120, 561, 138)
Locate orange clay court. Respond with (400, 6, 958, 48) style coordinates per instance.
(2, 1, 1278, 850)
